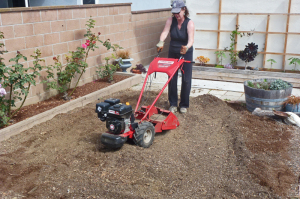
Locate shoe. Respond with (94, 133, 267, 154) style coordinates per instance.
(169, 106, 177, 113)
(180, 107, 187, 113)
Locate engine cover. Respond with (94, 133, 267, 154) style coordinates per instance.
(106, 118, 125, 134)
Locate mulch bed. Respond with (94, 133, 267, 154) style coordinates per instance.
(1, 74, 129, 129)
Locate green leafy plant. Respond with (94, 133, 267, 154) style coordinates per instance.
(214, 50, 226, 66)
(267, 59, 276, 70)
(43, 17, 122, 99)
(97, 54, 119, 83)
(226, 28, 240, 67)
(269, 79, 291, 90)
(288, 57, 300, 70)
(225, 26, 254, 67)
(0, 33, 45, 127)
(43, 53, 85, 100)
(215, 65, 224, 68)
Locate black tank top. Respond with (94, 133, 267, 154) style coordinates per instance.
(169, 17, 192, 53)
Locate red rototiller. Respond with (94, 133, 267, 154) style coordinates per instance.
(95, 55, 193, 148)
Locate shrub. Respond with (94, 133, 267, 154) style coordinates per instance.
(97, 54, 120, 83)
(0, 31, 45, 127)
(238, 42, 258, 70)
(43, 17, 122, 99)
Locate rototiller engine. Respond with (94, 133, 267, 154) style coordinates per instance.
(95, 55, 193, 149)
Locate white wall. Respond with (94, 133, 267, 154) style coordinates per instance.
(187, 0, 300, 70)
(29, 0, 78, 6)
(29, 0, 170, 11)
(96, 0, 170, 11)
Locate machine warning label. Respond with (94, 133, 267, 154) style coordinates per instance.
(158, 60, 174, 68)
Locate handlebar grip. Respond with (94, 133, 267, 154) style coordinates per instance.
(184, 61, 195, 64)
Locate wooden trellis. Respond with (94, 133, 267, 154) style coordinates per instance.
(195, 0, 300, 71)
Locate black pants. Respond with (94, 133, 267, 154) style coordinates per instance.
(168, 49, 193, 108)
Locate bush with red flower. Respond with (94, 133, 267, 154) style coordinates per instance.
(43, 18, 122, 100)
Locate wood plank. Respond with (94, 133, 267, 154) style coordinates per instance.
(195, 48, 300, 56)
(196, 29, 300, 35)
(192, 66, 300, 78)
(216, 0, 222, 63)
(193, 70, 300, 82)
(235, 14, 239, 56)
(196, 13, 300, 16)
(192, 70, 300, 88)
(263, 15, 270, 68)
(282, 0, 292, 71)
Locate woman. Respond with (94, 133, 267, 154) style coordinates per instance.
(156, 0, 194, 114)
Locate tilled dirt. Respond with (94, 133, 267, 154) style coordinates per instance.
(0, 90, 300, 198)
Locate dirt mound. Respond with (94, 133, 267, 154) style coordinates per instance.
(0, 90, 298, 198)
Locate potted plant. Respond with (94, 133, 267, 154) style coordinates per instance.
(244, 78, 293, 112)
(130, 64, 147, 74)
(238, 42, 258, 70)
(116, 49, 133, 72)
(284, 95, 300, 112)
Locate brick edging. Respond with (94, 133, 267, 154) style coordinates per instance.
(0, 73, 142, 142)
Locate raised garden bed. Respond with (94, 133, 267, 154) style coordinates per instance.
(0, 72, 142, 142)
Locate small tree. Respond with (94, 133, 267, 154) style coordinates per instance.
(267, 59, 276, 70)
(238, 42, 258, 70)
(214, 51, 226, 66)
(288, 57, 300, 70)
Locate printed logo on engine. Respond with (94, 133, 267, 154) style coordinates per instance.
(110, 124, 115, 130)
(109, 110, 119, 115)
(158, 60, 174, 68)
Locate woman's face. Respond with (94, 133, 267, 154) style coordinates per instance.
(173, 8, 185, 20)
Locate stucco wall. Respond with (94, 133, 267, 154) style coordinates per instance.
(0, 4, 170, 106)
(29, 0, 79, 7)
(28, 0, 170, 12)
(187, 0, 300, 70)
(96, 0, 170, 11)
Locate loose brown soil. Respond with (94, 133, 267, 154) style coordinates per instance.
(1, 80, 300, 198)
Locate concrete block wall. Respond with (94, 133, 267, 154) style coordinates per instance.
(0, 4, 171, 107)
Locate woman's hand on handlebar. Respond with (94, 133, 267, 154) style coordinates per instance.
(156, 41, 164, 53)
(180, 45, 189, 54)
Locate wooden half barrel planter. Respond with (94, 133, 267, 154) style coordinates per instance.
(244, 78, 293, 112)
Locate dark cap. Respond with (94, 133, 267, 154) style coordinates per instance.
(171, 0, 185, 13)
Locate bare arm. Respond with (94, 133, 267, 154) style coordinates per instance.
(186, 20, 195, 49)
(159, 17, 173, 42)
